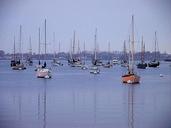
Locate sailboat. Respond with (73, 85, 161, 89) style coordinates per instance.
(81, 41, 88, 70)
(35, 28, 43, 71)
(68, 31, 82, 67)
(91, 28, 103, 66)
(11, 25, 26, 70)
(122, 15, 140, 84)
(10, 36, 17, 67)
(112, 58, 119, 65)
(112, 52, 119, 65)
(112, 51, 119, 65)
(103, 42, 113, 68)
(51, 33, 63, 66)
(148, 32, 160, 67)
(121, 40, 129, 67)
(36, 19, 52, 79)
(26, 36, 33, 66)
(90, 28, 100, 74)
(137, 36, 147, 69)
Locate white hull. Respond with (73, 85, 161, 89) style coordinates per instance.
(81, 65, 88, 70)
(52, 60, 63, 66)
(12, 63, 26, 70)
(71, 62, 83, 67)
(112, 59, 119, 65)
(35, 65, 43, 71)
(90, 66, 100, 74)
(36, 68, 51, 78)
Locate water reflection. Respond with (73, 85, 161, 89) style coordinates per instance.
(128, 85, 135, 128)
(0, 60, 171, 128)
(43, 80, 47, 128)
(18, 94, 22, 120)
(38, 93, 40, 120)
(93, 81, 97, 126)
(72, 87, 76, 113)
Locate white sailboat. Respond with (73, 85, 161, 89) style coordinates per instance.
(103, 42, 113, 68)
(26, 36, 33, 66)
(35, 27, 43, 71)
(36, 19, 51, 79)
(112, 58, 119, 65)
(81, 41, 88, 70)
(51, 33, 63, 66)
(90, 28, 100, 74)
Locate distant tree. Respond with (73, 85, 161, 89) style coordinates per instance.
(0, 50, 5, 57)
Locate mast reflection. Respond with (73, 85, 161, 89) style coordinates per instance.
(128, 85, 134, 128)
(93, 82, 97, 126)
(43, 80, 47, 128)
(38, 92, 40, 120)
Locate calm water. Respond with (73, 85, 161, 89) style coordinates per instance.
(0, 60, 171, 128)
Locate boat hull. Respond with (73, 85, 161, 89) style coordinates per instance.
(164, 59, 171, 62)
(12, 64, 26, 70)
(36, 68, 51, 78)
(121, 63, 128, 67)
(81, 65, 88, 70)
(103, 64, 113, 68)
(92, 59, 103, 66)
(148, 61, 160, 67)
(90, 66, 100, 74)
(52, 59, 63, 66)
(137, 63, 147, 69)
(112, 59, 119, 65)
(122, 74, 140, 84)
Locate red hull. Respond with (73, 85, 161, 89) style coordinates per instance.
(122, 73, 140, 84)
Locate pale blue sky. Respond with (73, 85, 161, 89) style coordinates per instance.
(0, 0, 171, 53)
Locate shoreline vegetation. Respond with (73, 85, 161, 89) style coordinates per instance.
(0, 50, 170, 61)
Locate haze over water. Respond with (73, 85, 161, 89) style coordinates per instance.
(0, 60, 171, 128)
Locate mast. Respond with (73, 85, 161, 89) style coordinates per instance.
(19, 25, 23, 61)
(53, 32, 56, 58)
(29, 36, 32, 57)
(141, 36, 144, 63)
(143, 43, 145, 62)
(131, 15, 135, 73)
(58, 41, 61, 58)
(58, 41, 61, 54)
(77, 40, 80, 55)
(44, 19, 47, 60)
(70, 39, 73, 59)
(94, 28, 97, 60)
(108, 41, 110, 53)
(13, 36, 16, 60)
(123, 40, 127, 61)
(108, 41, 110, 62)
(84, 41, 86, 64)
(154, 31, 157, 61)
(38, 27, 41, 61)
(73, 31, 76, 56)
(128, 35, 131, 72)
